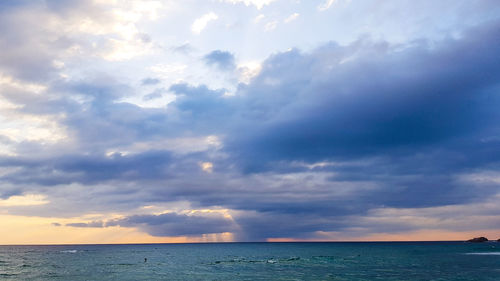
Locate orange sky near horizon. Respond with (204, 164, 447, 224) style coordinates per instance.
(1, 213, 498, 245)
(268, 230, 500, 243)
(0, 214, 239, 245)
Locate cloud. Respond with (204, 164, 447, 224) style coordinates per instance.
(141, 78, 161, 86)
(254, 14, 265, 23)
(221, 0, 276, 9)
(167, 83, 233, 127)
(284, 13, 299, 23)
(199, 161, 214, 173)
(0, 194, 48, 207)
(170, 42, 194, 54)
(0, 150, 178, 186)
(225, 22, 500, 169)
(66, 221, 104, 228)
(107, 212, 235, 236)
(143, 88, 166, 101)
(0, 0, 163, 81)
(264, 20, 278, 31)
(168, 20, 500, 239)
(237, 61, 262, 84)
(203, 50, 236, 71)
(191, 12, 218, 34)
(318, 0, 337, 11)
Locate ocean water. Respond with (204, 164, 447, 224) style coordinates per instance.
(0, 242, 499, 280)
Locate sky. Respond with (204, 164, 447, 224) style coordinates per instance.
(0, 0, 499, 244)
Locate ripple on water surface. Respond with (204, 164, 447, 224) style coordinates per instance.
(0, 242, 499, 280)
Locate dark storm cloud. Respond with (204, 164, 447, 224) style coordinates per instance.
(0, 150, 201, 186)
(233, 212, 350, 241)
(226, 23, 500, 168)
(106, 212, 235, 236)
(198, 20, 500, 239)
(64, 212, 235, 236)
(166, 22, 500, 174)
(203, 50, 236, 71)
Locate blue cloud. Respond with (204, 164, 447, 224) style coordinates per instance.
(225, 21, 500, 169)
(143, 88, 165, 101)
(203, 50, 236, 71)
(141, 78, 161, 86)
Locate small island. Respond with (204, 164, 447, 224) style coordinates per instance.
(466, 237, 489, 243)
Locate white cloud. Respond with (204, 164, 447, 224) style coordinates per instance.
(254, 14, 265, 23)
(99, 36, 153, 61)
(458, 171, 500, 184)
(0, 75, 67, 147)
(237, 61, 262, 84)
(0, 115, 67, 144)
(0, 194, 49, 207)
(149, 63, 187, 76)
(191, 12, 219, 34)
(284, 13, 299, 23)
(264, 20, 278, 31)
(56, 0, 166, 61)
(318, 0, 337, 11)
(105, 135, 223, 156)
(221, 0, 276, 9)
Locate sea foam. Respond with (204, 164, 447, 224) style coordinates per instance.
(465, 252, 500, 255)
(60, 250, 78, 253)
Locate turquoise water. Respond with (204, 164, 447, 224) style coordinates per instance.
(0, 242, 499, 280)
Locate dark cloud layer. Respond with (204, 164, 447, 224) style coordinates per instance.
(108, 212, 235, 236)
(228, 25, 500, 167)
(64, 212, 235, 237)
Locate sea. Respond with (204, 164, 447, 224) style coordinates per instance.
(0, 242, 499, 280)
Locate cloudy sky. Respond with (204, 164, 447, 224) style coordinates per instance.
(0, 0, 499, 244)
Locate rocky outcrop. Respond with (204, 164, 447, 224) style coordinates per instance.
(467, 237, 488, 243)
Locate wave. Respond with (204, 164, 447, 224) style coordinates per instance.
(0, 273, 19, 277)
(60, 250, 78, 253)
(466, 252, 500, 255)
(213, 256, 301, 265)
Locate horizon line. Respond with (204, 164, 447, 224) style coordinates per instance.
(0, 240, 484, 246)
